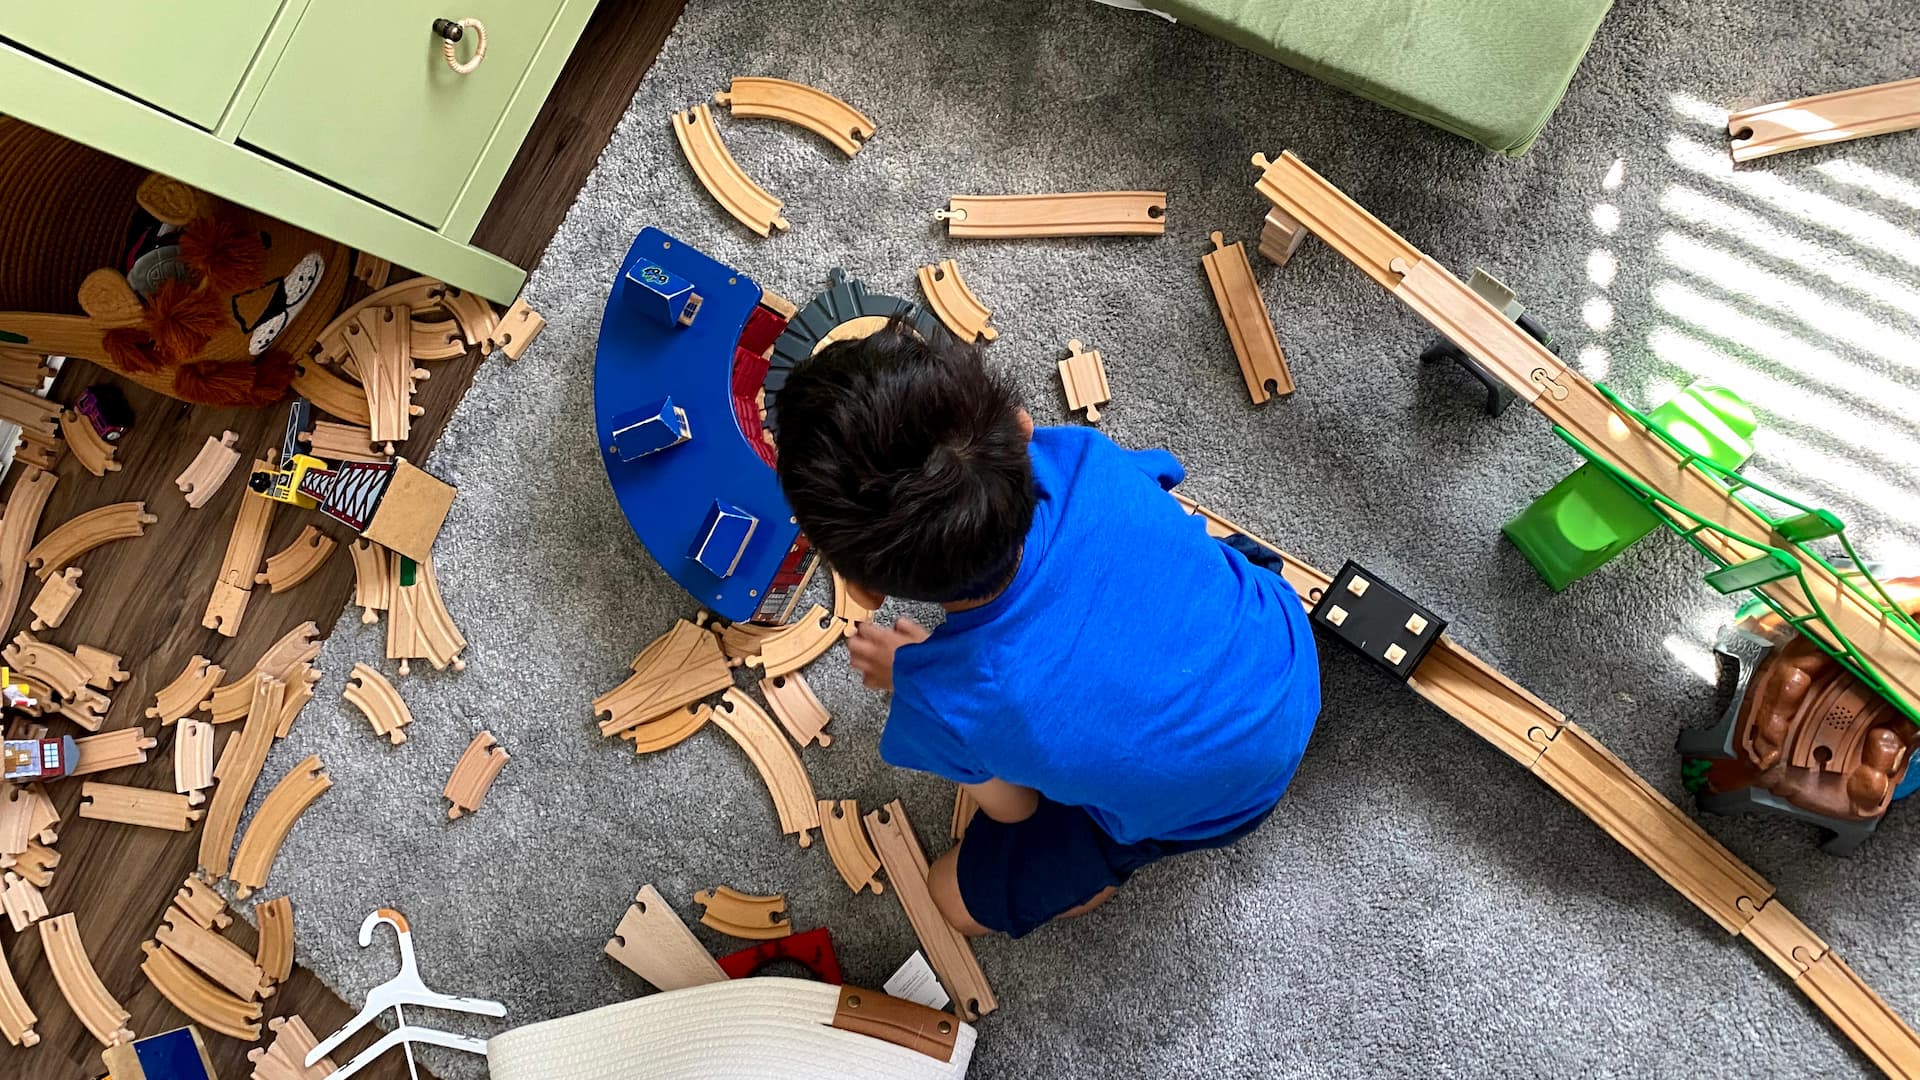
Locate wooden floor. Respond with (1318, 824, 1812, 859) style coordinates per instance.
(0, 2, 684, 1077)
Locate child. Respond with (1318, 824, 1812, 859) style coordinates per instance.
(774, 321, 1321, 938)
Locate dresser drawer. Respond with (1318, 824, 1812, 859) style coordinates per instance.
(240, 0, 568, 227)
(0, 0, 283, 128)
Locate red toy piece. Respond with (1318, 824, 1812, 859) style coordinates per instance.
(715, 926, 842, 984)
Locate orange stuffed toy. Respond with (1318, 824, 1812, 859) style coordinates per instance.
(0, 173, 348, 408)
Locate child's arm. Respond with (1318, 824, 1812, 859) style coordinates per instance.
(963, 777, 1040, 824)
(847, 617, 931, 691)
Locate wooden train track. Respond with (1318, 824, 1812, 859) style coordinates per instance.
(0, 385, 61, 455)
(204, 462, 275, 635)
(343, 663, 413, 744)
(1057, 338, 1111, 422)
(349, 540, 393, 623)
(249, 1014, 338, 1080)
(709, 689, 819, 848)
(204, 622, 322, 722)
(0, 467, 56, 638)
(39, 912, 133, 1046)
(715, 76, 875, 157)
(1176, 492, 1920, 1076)
(595, 619, 733, 737)
(935, 191, 1166, 238)
(1249, 149, 1920, 724)
(79, 782, 204, 831)
(604, 883, 727, 992)
(298, 420, 383, 463)
(864, 799, 995, 1020)
(493, 297, 546, 361)
(761, 671, 832, 748)
(173, 874, 231, 931)
(155, 905, 273, 1000)
(387, 550, 467, 674)
(29, 566, 82, 631)
(916, 259, 998, 343)
(1728, 75, 1920, 162)
(1201, 230, 1294, 402)
(58, 409, 120, 476)
(290, 359, 371, 426)
(70, 728, 156, 776)
(617, 704, 714, 755)
(444, 731, 508, 819)
(349, 305, 428, 452)
(6, 631, 93, 699)
(819, 799, 884, 895)
(672, 103, 790, 237)
(139, 939, 262, 1041)
(7, 840, 59, 889)
(3, 871, 47, 931)
(255, 895, 296, 984)
(147, 655, 225, 723)
(0, 930, 36, 1046)
(232, 755, 331, 898)
(831, 572, 875, 625)
(0, 783, 59, 856)
(176, 431, 241, 508)
(257, 525, 338, 593)
(745, 604, 845, 678)
(26, 500, 154, 580)
(200, 677, 285, 879)
(695, 885, 792, 940)
(174, 719, 215, 795)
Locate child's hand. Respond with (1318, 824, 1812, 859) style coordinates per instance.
(847, 617, 930, 691)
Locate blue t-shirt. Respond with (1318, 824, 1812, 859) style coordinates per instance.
(880, 426, 1322, 844)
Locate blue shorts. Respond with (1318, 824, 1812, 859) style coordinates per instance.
(956, 796, 1275, 938)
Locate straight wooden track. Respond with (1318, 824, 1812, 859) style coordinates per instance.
(38, 913, 132, 1047)
(936, 192, 1166, 238)
(1729, 75, 1920, 162)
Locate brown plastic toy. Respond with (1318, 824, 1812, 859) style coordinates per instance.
(290, 360, 371, 426)
(348, 305, 428, 453)
(673, 103, 790, 237)
(58, 409, 120, 476)
(139, 939, 262, 1041)
(79, 782, 205, 832)
(0, 933, 35, 1046)
(200, 676, 286, 878)
(604, 884, 727, 992)
(349, 539, 394, 623)
(0, 467, 57, 634)
(27, 500, 155, 580)
(156, 904, 273, 1000)
(617, 703, 715, 755)
(747, 604, 845, 678)
(819, 799, 884, 895)
(39, 912, 134, 1046)
(204, 462, 275, 635)
(710, 689, 820, 848)
(176, 431, 242, 508)
(29, 566, 81, 631)
(715, 77, 875, 157)
(1057, 338, 1111, 422)
(386, 550, 467, 674)
(257, 525, 338, 593)
(761, 671, 832, 748)
(1202, 231, 1293, 403)
(174, 720, 214, 796)
(299, 421, 383, 463)
(70, 728, 156, 776)
(936, 191, 1166, 238)
(173, 873, 231, 931)
(596, 619, 733, 736)
(233, 755, 331, 899)
(344, 663, 413, 744)
(916, 260, 998, 344)
(695, 885, 793, 940)
(1729, 76, 1920, 161)
(444, 731, 509, 819)
(863, 800, 996, 1020)
(255, 895, 296, 984)
(2, 871, 46, 931)
(204, 622, 322, 722)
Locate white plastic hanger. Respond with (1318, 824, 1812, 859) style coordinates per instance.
(309, 908, 507, 1076)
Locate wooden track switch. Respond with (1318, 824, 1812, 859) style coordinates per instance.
(348, 305, 428, 452)
(1058, 338, 1111, 422)
(386, 550, 467, 674)
(232, 755, 331, 898)
(39, 913, 133, 1046)
(596, 619, 732, 736)
(916, 260, 999, 343)
(605, 884, 727, 992)
(258, 525, 338, 593)
(673, 103, 790, 237)
(820, 799, 884, 895)
(29, 566, 81, 631)
(444, 731, 508, 819)
(695, 885, 792, 940)
(715, 76, 875, 157)
(937, 191, 1166, 238)
(1202, 231, 1294, 403)
(177, 431, 241, 508)
(344, 663, 413, 744)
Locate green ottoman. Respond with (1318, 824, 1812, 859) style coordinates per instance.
(1155, 0, 1614, 155)
(1505, 381, 1759, 591)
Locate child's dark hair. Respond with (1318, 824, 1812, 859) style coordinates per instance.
(775, 318, 1035, 603)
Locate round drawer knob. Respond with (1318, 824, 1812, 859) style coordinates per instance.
(434, 17, 487, 75)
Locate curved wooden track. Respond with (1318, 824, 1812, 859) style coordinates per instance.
(694, 885, 791, 940)
(413, 316, 468, 360)
(290, 359, 371, 426)
(618, 703, 713, 755)
(156, 905, 272, 1001)
(439, 287, 500, 348)
(140, 940, 262, 1041)
(200, 677, 285, 879)
(0, 467, 57, 636)
(254, 895, 295, 984)
(175, 431, 241, 508)
(746, 604, 845, 678)
(148, 655, 225, 723)
(916, 259, 998, 343)
(709, 689, 818, 847)
(0, 933, 36, 1046)
(761, 671, 832, 748)
(39, 912, 134, 1046)
(936, 191, 1166, 238)
(26, 501, 155, 579)
(257, 526, 338, 593)
(349, 540, 393, 623)
(5, 631, 91, 698)
(596, 619, 731, 736)
(204, 622, 321, 722)
(672, 103, 789, 237)
(313, 277, 450, 350)
(714, 76, 874, 157)
(232, 755, 331, 899)
(831, 572, 876, 625)
(343, 663, 413, 744)
(58, 409, 120, 477)
(819, 799, 883, 895)
(444, 731, 508, 819)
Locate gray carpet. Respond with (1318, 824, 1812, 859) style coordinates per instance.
(241, 1, 1920, 1075)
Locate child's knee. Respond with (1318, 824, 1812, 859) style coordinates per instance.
(928, 846, 991, 937)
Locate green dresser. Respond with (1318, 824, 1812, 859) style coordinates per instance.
(0, 0, 599, 300)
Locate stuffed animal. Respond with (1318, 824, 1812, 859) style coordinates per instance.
(0, 173, 348, 408)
